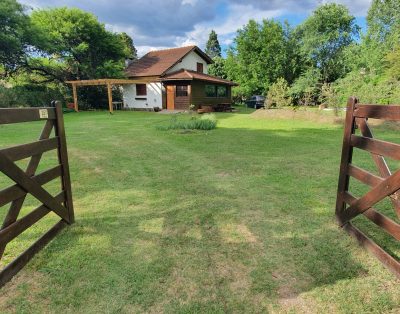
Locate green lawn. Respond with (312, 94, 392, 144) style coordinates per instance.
(1, 108, 400, 313)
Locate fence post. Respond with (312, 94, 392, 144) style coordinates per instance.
(54, 101, 75, 223)
(335, 97, 357, 225)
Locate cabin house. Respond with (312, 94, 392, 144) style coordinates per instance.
(123, 46, 237, 110)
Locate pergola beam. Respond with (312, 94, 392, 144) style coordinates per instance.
(72, 84, 78, 112)
(66, 78, 154, 113)
(107, 83, 113, 114)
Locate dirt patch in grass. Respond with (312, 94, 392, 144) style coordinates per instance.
(0, 271, 51, 312)
(218, 223, 258, 244)
(251, 108, 344, 125)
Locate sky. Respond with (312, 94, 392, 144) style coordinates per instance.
(20, 0, 372, 57)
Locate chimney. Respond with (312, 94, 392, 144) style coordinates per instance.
(125, 58, 134, 68)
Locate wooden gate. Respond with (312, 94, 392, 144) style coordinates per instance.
(0, 102, 74, 287)
(336, 97, 400, 277)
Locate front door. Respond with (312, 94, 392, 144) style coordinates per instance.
(166, 85, 175, 110)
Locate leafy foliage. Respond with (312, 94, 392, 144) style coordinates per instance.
(158, 114, 217, 131)
(28, 7, 129, 83)
(0, 0, 32, 76)
(119, 32, 138, 60)
(208, 56, 227, 79)
(266, 78, 292, 108)
(205, 30, 221, 59)
(290, 68, 321, 105)
(295, 3, 359, 83)
(225, 19, 290, 98)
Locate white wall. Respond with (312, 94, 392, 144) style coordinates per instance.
(122, 83, 163, 109)
(167, 51, 208, 74)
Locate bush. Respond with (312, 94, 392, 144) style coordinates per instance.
(0, 84, 66, 108)
(290, 68, 321, 106)
(265, 78, 292, 108)
(158, 114, 217, 131)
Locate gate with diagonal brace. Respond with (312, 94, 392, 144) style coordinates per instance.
(0, 102, 74, 287)
(336, 97, 400, 277)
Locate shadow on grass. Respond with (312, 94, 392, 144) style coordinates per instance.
(3, 122, 392, 312)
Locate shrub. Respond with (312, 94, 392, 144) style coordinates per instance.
(158, 114, 217, 131)
(265, 78, 292, 108)
(290, 68, 321, 106)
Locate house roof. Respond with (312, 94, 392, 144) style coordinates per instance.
(161, 69, 238, 86)
(126, 46, 213, 78)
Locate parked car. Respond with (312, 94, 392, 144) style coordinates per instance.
(246, 95, 265, 109)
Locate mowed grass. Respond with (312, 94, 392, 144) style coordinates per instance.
(0, 108, 400, 313)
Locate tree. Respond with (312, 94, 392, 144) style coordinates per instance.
(205, 30, 221, 59)
(266, 78, 292, 108)
(296, 3, 359, 82)
(208, 56, 227, 78)
(119, 32, 138, 60)
(28, 7, 129, 83)
(290, 68, 321, 106)
(0, 0, 32, 76)
(367, 0, 400, 46)
(225, 19, 288, 97)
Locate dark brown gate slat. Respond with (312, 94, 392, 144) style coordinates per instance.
(350, 135, 400, 160)
(0, 137, 59, 162)
(348, 164, 383, 186)
(343, 192, 400, 241)
(0, 107, 56, 125)
(0, 192, 65, 246)
(357, 118, 400, 218)
(344, 223, 400, 277)
(336, 97, 400, 278)
(0, 220, 66, 288)
(0, 102, 74, 288)
(354, 104, 400, 120)
(0, 165, 62, 207)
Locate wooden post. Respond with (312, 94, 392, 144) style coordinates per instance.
(335, 97, 357, 225)
(54, 101, 75, 224)
(107, 83, 113, 114)
(72, 84, 78, 112)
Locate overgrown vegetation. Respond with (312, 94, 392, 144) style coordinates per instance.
(157, 114, 217, 131)
(210, 1, 400, 107)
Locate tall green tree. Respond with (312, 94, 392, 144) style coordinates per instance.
(28, 7, 129, 83)
(225, 19, 288, 97)
(367, 0, 400, 46)
(0, 0, 32, 76)
(205, 30, 221, 59)
(296, 3, 359, 82)
(119, 32, 138, 60)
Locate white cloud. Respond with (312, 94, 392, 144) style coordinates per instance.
(175, 4, 282, 51)
(20, 0, 372, 56)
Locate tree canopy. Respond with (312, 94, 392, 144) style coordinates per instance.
(28, 7, 129, 83)
(205, 30, 221, 59)
(295, 3, 359, 83)
(0, 0, 32, 76)
(225, 19, 289, 97)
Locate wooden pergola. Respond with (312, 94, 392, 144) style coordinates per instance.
(66, 78, 152, 113)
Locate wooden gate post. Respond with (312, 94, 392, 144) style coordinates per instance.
(335, 97, 357, 225)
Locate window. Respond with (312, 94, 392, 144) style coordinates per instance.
(136, 84, 147, 96)
(176, 85, 188, 97)
(197, 62, 204, 73)
(205, 85, 217, 97)
(217, 86, 227, 97)
(205, 85, 227, 98)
